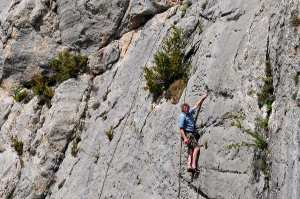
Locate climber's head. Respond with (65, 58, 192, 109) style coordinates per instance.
(181, 103, 190, 113)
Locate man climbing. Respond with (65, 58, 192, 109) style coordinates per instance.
(178, 93, 208, 172)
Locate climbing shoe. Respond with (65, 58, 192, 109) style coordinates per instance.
(187, 167, 194, 172)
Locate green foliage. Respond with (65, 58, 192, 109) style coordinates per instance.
(257, 61, 274, 109)
(11, 51, 87, 106)
(293, 72, 300, 85)
(71, 137, 81, 157)
(255, 116, 269, 131)
(230, 119, 268, 151)
(144, 27, 189, 101)
(144, 67, 164, 100)
(244, 128, 268, 151)
(227, 119, 269, 178)
(49, 50, 88, 83)
(32, 74, 54, 100)
(105, 127, 114, 142)
(12, 86, 28, 102)
(11, 137, 23, 156)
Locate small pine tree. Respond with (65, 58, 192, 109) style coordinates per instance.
(49, 50, 88, 83)
(11, 137, 23, 156)
(32, 73, 54, 100)
(12, 86, 28, 102)
(144, 27, 189, 101)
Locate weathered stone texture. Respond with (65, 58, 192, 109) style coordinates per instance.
(0, 0, 299, 199)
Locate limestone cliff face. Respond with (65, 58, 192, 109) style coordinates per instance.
(0, 0, 299, 199)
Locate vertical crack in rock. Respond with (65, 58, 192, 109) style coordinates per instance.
(112, 114, 127, 131)
(21, 76, 94, 199)
(28, 103, 45, 154)
(44, 77, 94, 196)
(138, 109, 153, 134)
(112, 0, 131, 40)
(254, 19, 274, 198)
(98, 72, 144, 199)
(68, 158, 81, 176)
(102, 68, 119, 102)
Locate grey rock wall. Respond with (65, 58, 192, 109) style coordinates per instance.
(0, 0, 299, 199)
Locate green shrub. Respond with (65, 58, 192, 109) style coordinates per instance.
(255, 116, 269, 131)
(71, 137, 81, 157)
(293, 72, 300, 85)
(105, 127, 114, 142)
(49, 50, 88, 83)
(144, 67, 164, 100)
(257, 61, 274, 109)
(32, 74, 54, 100)
(11, 137, 23, 156)
(144, 27, 189, 101)
(12, 86, 28, 102)
(230, 119, 268, 151)
(15, 51, 87, 106)
(243, 128, 268, 151)
(227, 118, 269, 177)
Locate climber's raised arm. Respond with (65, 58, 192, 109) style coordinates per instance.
(192, 93, 208, 110)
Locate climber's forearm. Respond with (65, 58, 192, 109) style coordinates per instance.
(193, 94, 208, 109)
(180, 129, 188, 140)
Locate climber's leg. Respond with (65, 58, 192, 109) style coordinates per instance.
(192, 146, 200, 169)
(187, 147, 193, 171)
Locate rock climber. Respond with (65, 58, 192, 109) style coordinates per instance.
(178, 93, 208, 172)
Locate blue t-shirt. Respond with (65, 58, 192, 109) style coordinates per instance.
(178, 108, 196, 132)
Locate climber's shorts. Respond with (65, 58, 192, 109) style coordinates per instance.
(185, 131, 200, 152)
